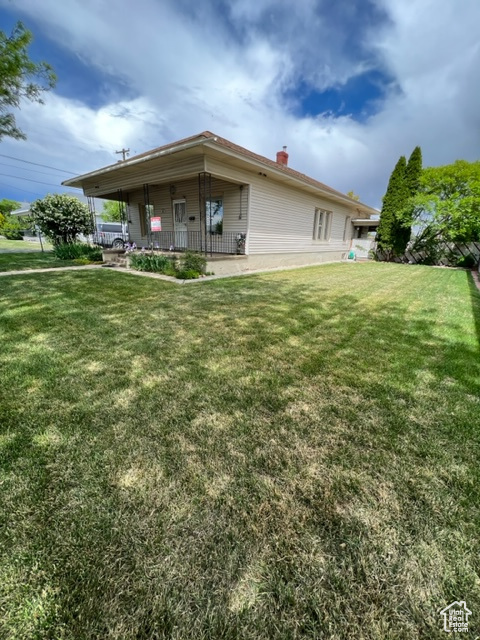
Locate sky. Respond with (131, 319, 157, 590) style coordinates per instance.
(0, 0, 479, 210)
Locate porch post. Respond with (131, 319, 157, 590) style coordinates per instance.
(116, 188, 129, 231)
(198, 171, 212, 256)
(87, 196, 97, 245)
(143, 183, 152, 250)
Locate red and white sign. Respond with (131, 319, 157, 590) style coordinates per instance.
(151, 216, 162, 232)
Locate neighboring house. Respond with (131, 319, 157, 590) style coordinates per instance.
(63, 132, 379, 273)
(10, 203, 36, 239)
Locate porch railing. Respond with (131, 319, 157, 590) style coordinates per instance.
(148, 231, 246, 255)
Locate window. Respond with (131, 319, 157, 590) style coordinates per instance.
(99, 223, 123, 233)
(343, 216, 352, 242)
(138, 203, 153, 237)
(206, 197, 223, 235)
(313, 208, 332, 241)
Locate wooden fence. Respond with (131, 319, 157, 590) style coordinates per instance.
(375, 241, 480, 267)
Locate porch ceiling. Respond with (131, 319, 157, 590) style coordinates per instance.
(64, 145, 208, 198)
(352, 218, 380, 226)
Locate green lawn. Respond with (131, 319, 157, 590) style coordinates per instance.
(0, 238, 50, 252)
(1, 263, 479, 639)
(0, 250, 78, 271)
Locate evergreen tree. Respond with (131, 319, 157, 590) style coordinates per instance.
(395, 146, 423, 254)
(405, 146, 422, 196)
(376, 156, 408, 258)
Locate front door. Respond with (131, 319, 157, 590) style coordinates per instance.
(173, 199, 187, 249)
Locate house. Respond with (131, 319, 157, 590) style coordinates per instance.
(439, 601, 472, 633)
(63, 132, 379, 274)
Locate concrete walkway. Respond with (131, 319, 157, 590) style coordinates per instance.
(471, 269, 480, 292)
(0, 264, 103, 277)
(2, 262, 478, 288)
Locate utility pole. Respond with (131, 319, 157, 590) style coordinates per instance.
(115, 148, 130, 161)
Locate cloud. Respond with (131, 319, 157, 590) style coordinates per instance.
(0, 0, 479, 207)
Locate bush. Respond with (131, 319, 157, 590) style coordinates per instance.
(53, 243, 103, 261)
(30, 194, 93, 245)
(175, 269, 200, 280)
(1, 220, 24, 240)
(129, 251, 206, 279)
(129, 253, 177, 275)
(179, 251, 206, 275)
(73, 257, 93, 265)
(456, 254, 476, 269)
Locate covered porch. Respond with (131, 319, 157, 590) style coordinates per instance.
(86, 171, 249, 255)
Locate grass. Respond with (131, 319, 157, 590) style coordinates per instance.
(0, 262, 479, 639)
(0, 238, 50, 252)
(0, 251, 81, 271)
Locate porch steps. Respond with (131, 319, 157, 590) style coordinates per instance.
(102, 249, 128, 267)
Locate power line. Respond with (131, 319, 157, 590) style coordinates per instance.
(0, 172, 70, 188)
(0, 153, 77, 175)
(0, 161, 72, 179)
(0, 182, 44, 198)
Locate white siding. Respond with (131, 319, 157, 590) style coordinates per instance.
(210, 177, 249, 236)
(126, 177, 248, 246)
(206, 157, 358, 255)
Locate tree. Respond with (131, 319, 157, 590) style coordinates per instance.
(376, 156, 410, 258)
(405, 146, 422, 196)
(396, 146, 423, 252)
(30, 194, 93, 245)
(101, 200, 124, 222)
(0, 215, 24, 239)
(346, 190, 360, 201)
(0, 199, 21, 234)
(0, 198, 20, 216)
(376, 147, 423, 258)
(410, 160, 480, 248)
(0, 22, 56, 141)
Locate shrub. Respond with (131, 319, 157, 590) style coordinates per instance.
(0, 216, 24, 240)
(129, 251, 206, 278)
(30, 194, 93, 245)
(456, 254, 476, 269)
(53, 243, 102, 261)
(129, 253, 177, 274)
(1, 220, 24, 240)
(179, 251, 206, 275)
(176, 269, 200, 280)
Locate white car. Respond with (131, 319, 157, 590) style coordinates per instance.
(94, 223, 129, 248)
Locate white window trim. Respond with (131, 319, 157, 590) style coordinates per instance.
(343, 216, 352, 242)
(313, 208, 332, 242)
(206, 196, 224, 235)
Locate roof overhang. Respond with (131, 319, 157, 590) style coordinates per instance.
(11, 208, 31, 216)
(63, 135, 379, 216)
(62, 137, 209, 190)
(352, 218, 380, 226)
(201, 141, 379, 216)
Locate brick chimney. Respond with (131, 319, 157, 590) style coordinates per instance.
(276, 146, 288, 166)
